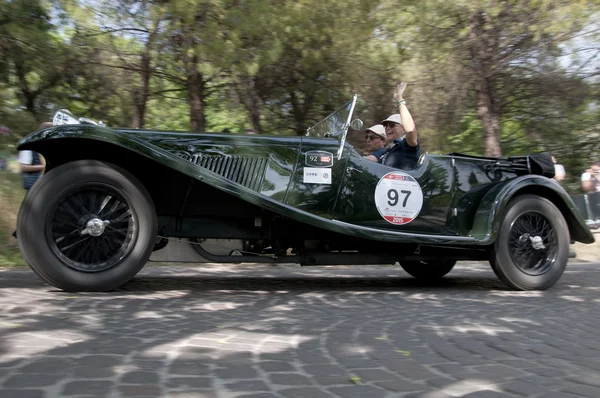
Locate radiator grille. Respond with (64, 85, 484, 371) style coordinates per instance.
(193, 155, 267, 191)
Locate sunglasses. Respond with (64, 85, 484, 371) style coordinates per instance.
(365, 135, 382, 141)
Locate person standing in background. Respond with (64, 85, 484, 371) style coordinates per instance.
(17, 122, 51, 192)
(581, 161, 600, 193)
(552, 156, 566, 183)
(12, 122, 51, 239)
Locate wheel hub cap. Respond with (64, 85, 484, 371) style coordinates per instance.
(81, 218, 110, 237)
(518, 233, 546, 250)
(509, 211, 557, 276)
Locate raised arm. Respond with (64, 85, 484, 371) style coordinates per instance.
(393, 82, 418, 147)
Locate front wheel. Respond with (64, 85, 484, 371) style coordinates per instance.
(490, 194, 569, 290)
(16, 160, 157, 292)
(400, 259, 456, 280)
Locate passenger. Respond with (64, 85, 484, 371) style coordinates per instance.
(363, 124, 386, 162)
(378, 82, 420, 170)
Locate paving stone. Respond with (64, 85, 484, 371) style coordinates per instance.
(121, 371, 160, 384)
(378, 360, 438, 380)
(269, 373, 313, 386)
(168, 363, 212, 376)
(118, 385, 163, 397)
(74, 355, 123, 368)
(472, 364, 524, 378)
(225, 380, 269, 391)
(214, 366, 259, 379)
(431, 363, 483, 379)
(166, 377, 213, 389)
(19, 359, 74, 374)
(335, 358, 380, 369)
(538, 392, 583, 398)
(502, 380, 549, 396)
(296, 351, 332, 365)
(328, 386, 388, 398)
(73, 366, 114, 378)
(279, 387, 333, 398)
(62, 380, 113, 396)
(560, 384, 600, 397)
(258, 361, 296, 372)
(403, 392, 452, 398)
(427, 377, 460, 389)
(461, 391, 510, 397)
(373, 380, 424, 392)
(2, 373, 63, 388)
(351, 368, 400, 381)
(497, 359, 539, 369)
(526, 367, 568, 378)
(0, 390, 44, 398)
(302, 365, 347, 377)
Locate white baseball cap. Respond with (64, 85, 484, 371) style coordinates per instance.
(365, 124, 386, 139)
(381, 113, 403, 126)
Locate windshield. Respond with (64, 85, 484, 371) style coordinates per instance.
(306, 98, 355, 138)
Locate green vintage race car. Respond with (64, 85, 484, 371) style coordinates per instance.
(14, 96, 594, 292)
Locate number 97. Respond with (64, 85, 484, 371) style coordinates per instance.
(387, 189, 411, 207)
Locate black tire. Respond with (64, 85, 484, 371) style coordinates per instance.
(490, 194, 569, 291)
(400, 259, 456, 280)
(16, 160, 157, 292)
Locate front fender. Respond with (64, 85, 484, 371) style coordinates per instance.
(471, 175, 594, 244)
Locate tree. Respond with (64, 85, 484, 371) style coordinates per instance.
(380, 0, 599, 156)
(70, 0, 170, 128)
(0, 0, 73, 120)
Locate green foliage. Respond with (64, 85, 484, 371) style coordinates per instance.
(0, 0, 598, 156)
(0, 168, 27, 267)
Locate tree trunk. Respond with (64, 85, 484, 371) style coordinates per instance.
(236, 76, 263, 134)
(469, 12, 502, 157)
(185, 54, 206, 132)
(290, 90, 314, 136)
(130, 52, 152, 129)
(14, 60, 38, 120)
(474, 75, 502, 157)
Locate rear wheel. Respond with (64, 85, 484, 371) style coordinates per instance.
(16, 160, 157, 292)
(400, 259, 456, 280)
(490, 194, 569, 290)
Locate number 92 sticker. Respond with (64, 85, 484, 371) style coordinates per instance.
(374, 171, 424, 225)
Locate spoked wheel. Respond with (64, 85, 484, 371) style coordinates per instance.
(17, 160, 157, 292)
(400, 259, 456, 280)
(490, 194, 569, 290)
(46, 184, 137, 273)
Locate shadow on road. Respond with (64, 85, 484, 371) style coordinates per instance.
(0, 264, 599, 397)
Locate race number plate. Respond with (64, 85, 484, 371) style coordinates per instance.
(305, 151, 333, 168)
(374, 171, 423, 225)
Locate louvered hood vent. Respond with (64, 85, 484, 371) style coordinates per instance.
(190, 154, 267, 191)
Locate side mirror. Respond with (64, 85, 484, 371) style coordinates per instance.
(349, 119, 363, 131)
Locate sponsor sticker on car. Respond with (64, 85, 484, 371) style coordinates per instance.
(303, 167, 332, 184)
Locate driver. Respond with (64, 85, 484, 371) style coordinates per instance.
(378, 82, 420, 170)
(363, 124, 386, 162)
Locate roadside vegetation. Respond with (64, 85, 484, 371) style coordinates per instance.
(0, 161, 27, 266)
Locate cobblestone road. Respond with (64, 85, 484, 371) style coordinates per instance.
(1, 261, 600, 398)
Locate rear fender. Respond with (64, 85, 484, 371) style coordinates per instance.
(470, 176, 594, 244)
